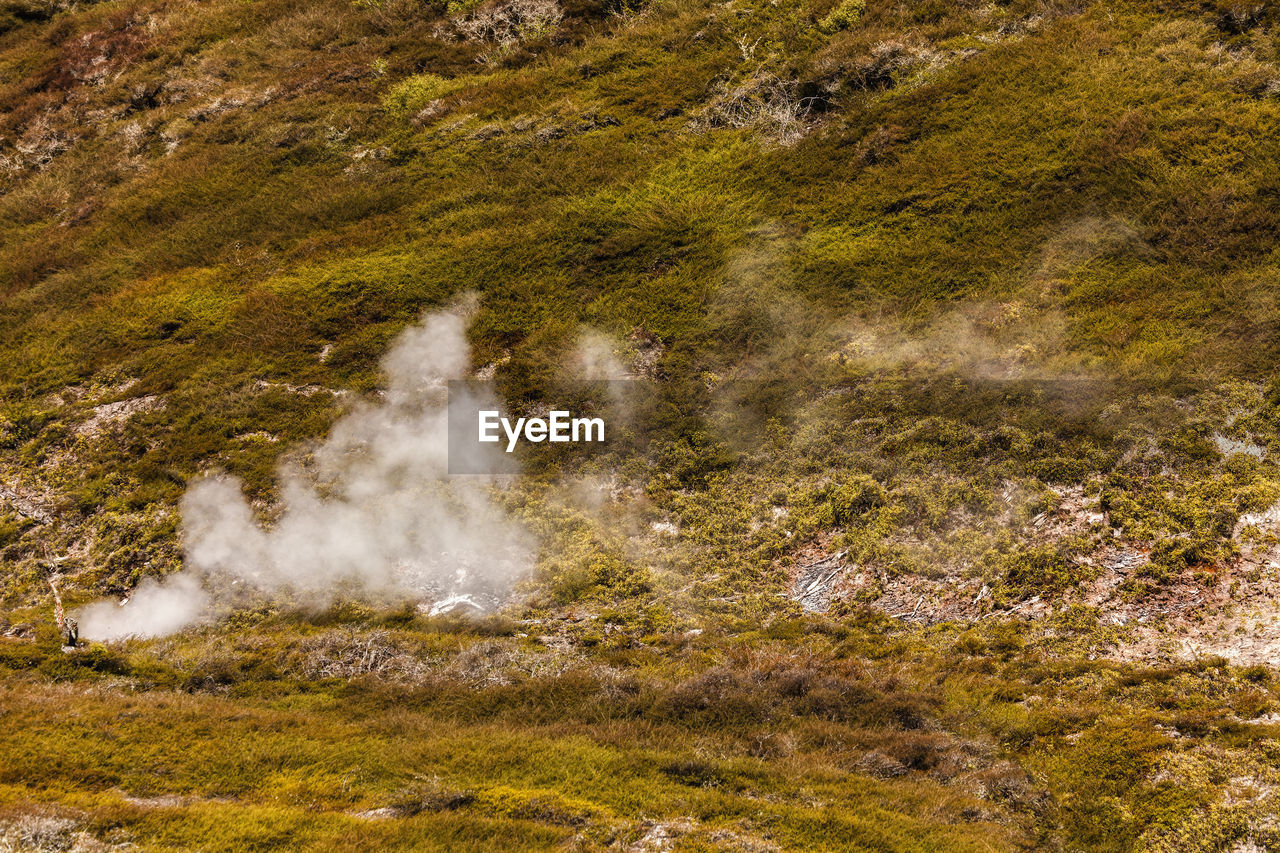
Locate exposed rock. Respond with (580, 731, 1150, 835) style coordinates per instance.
(0, 481, 54, 524)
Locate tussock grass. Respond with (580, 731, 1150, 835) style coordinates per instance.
(2, 612, 1278, 849)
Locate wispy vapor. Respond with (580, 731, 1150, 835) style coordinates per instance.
(77, 306, 533, 640)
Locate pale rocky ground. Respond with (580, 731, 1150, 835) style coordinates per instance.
(791, 486, 1280, 666)
(0, 812, 130, 853)
(8, 372, 1280, 667)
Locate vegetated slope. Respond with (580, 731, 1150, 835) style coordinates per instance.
(4, 0, 1280, 849)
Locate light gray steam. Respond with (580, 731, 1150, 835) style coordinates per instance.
(77, 306, 533, 640)
(575, 329, 630, 380)
(75, 573, 212, 641)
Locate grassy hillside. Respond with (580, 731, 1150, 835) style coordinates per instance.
(5, 0, 1280, 848)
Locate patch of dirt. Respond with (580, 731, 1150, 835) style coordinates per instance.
(787, 487, 1280, 664)
(74, 395, 165, 437)
(48, 378, 138, 408)
(252, 380, 346, 397)
(351, 807, 397, 820)
(0, 812, 128, 852)
(628, 819, 696, 852)
(786, 486, 1098, 623)
(624, 817, 778, 853)
(233, 431, 279, 443)
(0, 479, 55, 524)
(627, 327, 665, 380)
(793, 551, 846, 613)
(1105, 552, 1280, 666)
(118, 794, 199, 809)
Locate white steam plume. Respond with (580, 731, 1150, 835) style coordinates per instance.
(575, 329, 630, 380)
(77, 306, 533, 640)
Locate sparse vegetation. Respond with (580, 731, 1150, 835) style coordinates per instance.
(4, 0, 1280, 847)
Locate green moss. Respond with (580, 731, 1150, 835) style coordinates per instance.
(1000, 546, 1078, 597)
(818, 0, 865, 33)
(384, 73, 470, 116)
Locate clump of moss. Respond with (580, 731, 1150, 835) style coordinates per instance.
(825, 475, 885, 526)
(384, 73, 467, 116)
(1000, 546, 1078, 597)
(819, 0, 865, 33)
